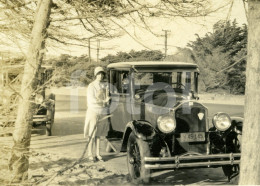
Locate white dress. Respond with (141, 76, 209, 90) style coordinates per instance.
(84, 80, 110, 138)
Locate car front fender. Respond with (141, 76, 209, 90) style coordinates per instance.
(230, 116, 243, 123)
(209, 116, 243, 154)
(231, 116, 243, 134)
(120, 120, 156, 152)
(231, 116, 243, 126)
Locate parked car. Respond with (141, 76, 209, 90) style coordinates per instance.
(0, 65, 55, 136)
(106, 61, 242, 183)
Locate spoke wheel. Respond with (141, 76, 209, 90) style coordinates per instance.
(127, 132, 151, 184)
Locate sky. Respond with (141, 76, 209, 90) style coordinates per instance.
(49, 0, 247, 59)
(1, 0, 248, 60)
(113, 0, 247, 55)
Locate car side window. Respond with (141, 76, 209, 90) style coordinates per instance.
(134, 73, 152, 93)
(110, 70, 130, 94)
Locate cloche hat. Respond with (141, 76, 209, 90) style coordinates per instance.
(94, 66, 105, 77)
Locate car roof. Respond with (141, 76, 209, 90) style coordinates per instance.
(107, 61, 198, 71)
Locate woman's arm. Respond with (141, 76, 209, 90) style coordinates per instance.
(87, 83, 107, 107)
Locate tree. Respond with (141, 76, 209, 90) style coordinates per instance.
(186, 20, 247, 93)
(239, 0, 260, 184)
(0, 0, 223, 54)
(101, 50, 164, 63)
(48, 54, 109, 86)
(8, 0, 52, 183)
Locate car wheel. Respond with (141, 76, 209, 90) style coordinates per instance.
(127, 132, 151, 184)
(46, 122, 52, 136)
(46, 107, 54, 136)
(222, 134, 241, 182)
(51, 104, 55, 121)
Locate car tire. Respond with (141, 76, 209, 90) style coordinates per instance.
(222, 133, 241, 182)
(51, 104, 55, 121)
(45, 93, 55, 136)
(46, 107, 54, 136)
(127, 132, 151, 184)
(46, 122, 52, 136)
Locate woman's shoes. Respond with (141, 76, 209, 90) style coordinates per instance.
(87, 156, 95, 163)
(96, 155, 104, 162)
(86, 155, 104, 162)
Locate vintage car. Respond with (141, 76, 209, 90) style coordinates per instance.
(0, 65, 55, 136)
(106, 61, 242, 183)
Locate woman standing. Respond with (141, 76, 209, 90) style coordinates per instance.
(84, 66, 110, 162)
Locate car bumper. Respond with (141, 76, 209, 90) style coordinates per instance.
(144, 153, 240, 169)
(33, 115, 49, 122)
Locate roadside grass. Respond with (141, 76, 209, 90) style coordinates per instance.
(199, 93, 244, 105)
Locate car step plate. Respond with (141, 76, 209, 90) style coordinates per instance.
(180, 132, 205, 142)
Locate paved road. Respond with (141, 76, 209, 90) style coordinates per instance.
(204, 103, 244, 118)
(51, 94, 244, 136)
(30, 94, 243, 185)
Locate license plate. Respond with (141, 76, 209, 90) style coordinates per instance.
(180, 132, 205, 142)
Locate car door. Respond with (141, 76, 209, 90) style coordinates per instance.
(109, 70, 132, 132)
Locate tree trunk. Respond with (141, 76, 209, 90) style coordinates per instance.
(8, 0, 52, 183)
(239, 0, 260, 185)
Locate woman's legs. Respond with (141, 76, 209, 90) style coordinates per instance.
(88, 137, 101, 158)
(95, 137, 103, 161)
(87, 137, 95, 159)
(95, 137, 100, 157)
(87, 123, 96, 159)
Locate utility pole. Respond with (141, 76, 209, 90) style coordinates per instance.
(88, 38, 91, 62)
(97, 39, 100, 63)
(162, 29, 171, 58)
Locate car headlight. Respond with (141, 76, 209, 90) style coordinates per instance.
(212, 112, 231, 131)
(35, 94, 44, 104)
(157, 115, 176, 133)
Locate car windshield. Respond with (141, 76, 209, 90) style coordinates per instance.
(134, 71, 196, 95)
